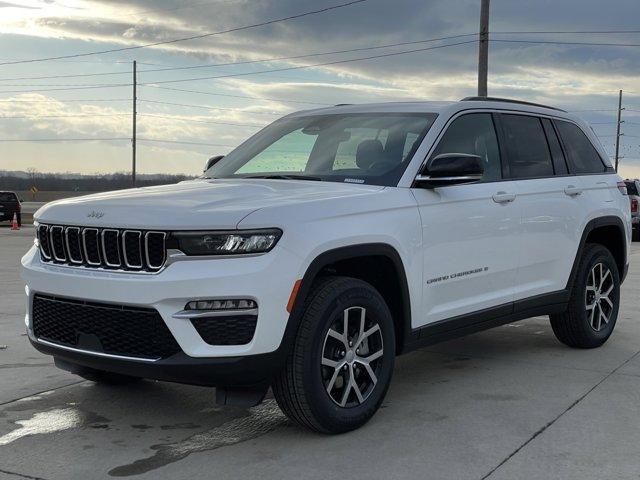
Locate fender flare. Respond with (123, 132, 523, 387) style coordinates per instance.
(278, 243, 412, 356)
(566, 215, 627, 289)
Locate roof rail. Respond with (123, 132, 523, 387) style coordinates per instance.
(460, 96, 566, 112)
(333, 103, 352, 107)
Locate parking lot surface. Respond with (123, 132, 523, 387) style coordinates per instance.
(1, 226, 639, 479)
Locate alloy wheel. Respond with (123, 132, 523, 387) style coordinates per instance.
(585, 262, 615, 332)
(321, 306, 384, 407)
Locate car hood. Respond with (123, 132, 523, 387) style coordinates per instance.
(34, 179, 385, 229)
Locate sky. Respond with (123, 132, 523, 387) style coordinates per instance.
(0, 0, 639, 178)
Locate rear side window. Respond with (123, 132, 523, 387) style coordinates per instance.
(0, 192, 17, 202)
(625, 181, 639, 196)
(554, 120, 607, 174)
(431, 113, 502, 182)
(501, 114, 554, 179)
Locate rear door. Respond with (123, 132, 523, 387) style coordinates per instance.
(412, 112, 519, 326)
(496, 113, 584, 300)
(554, 119, 618, 208)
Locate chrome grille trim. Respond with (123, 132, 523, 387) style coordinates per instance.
(144, 231, 167, 271)
(122, 230, 143, 269)
(37, 225, 52, 260)
(64, 227, 83, 264)
(38, 224, 168, 273)
(49, 226, 66, 262)
(101, 229, 121, 267)
(82, 228, 101, 266)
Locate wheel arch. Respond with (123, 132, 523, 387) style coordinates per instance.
(567, 215, 628, 289)
(282, 243, 413, 356)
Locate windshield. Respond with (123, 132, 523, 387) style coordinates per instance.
(208, 113, 437, 186)
(0, 192, 17, 202)
(625, 181, 639, 196)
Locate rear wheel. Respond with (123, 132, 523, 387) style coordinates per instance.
(550, 244, 620, 348)
(633, 226, 639, 242)
(273, 276, 395, 433)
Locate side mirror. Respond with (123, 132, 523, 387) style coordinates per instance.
(415, 153, 484, 188)
(204, 155, 224, 172)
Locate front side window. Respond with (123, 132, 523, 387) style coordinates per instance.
(501, 114, 554, 179)
(430, 113, 501, 182)
(554, 120, 607, 174)
(209, 113, 437, 187)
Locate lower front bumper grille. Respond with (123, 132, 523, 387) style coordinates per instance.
(191, 315, 258, 345)
(32, 294, 181, 360)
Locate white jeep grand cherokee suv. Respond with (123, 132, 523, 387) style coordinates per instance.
(22, 97, 631, 433)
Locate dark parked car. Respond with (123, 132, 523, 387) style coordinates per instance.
(0, 191, 22, 227)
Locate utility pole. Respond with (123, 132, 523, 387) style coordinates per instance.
(614, 89, 623, 172)
(477, 0, 490, 97)
(132, 60, 137, 187)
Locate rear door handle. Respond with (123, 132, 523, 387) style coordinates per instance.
(564, 185, 583, 197)
(492, 191, 516, 204)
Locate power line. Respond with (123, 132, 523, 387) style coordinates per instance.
(0, 113, 128, 119)
(0, 137, 129, 142)
(0, 33, 478, 82)
(5, 29, 640, 83)
(142, 85, 329, 105)
(138, 99, 283, 116)
(138, 98, 283, 114)
(492, 39, 640, 47)
(140, 40, 479, 86)
(138, 138, 236, 147)
(117, 0, 236, 17)
(0, 98, 131, 103)
(0, 84, 131, 94)
(0, 0, 369, 66)
(138, 113, 264, 127)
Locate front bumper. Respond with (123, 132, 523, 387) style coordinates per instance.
(29, 334, 284, 387)
(21, 243, 303, 360)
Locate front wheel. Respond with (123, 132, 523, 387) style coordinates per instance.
(550, 244, 620, 348)
(273, 276, 395, 433)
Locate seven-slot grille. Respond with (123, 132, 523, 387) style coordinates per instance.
(37, 224, 166, 272)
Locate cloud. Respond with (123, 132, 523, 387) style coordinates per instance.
(1, 0, 639, 173)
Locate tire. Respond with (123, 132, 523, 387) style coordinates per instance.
(16, 213, 21, 228)
(550, 244, 620, 348)
(633, 226, 640, 242)
(272, 276, 395, 434)
(76, 367, 142, 385)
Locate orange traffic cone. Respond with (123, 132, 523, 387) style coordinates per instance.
(11, 212, 19, 230)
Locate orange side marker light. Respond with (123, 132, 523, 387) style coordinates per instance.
(286, 279, 302, 313)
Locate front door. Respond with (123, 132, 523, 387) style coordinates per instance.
(412, 112, 519, 327)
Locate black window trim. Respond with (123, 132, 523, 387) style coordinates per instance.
(541, 118, 570, 175)
(552, 118, 614, 176)
(411, 108, 615, 188)
(413, 110, 506, 186)
(494, 112, 558, 181)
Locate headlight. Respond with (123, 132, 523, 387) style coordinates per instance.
(172, 229, 282, 256)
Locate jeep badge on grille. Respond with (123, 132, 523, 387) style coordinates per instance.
(87, 210, 105, 219)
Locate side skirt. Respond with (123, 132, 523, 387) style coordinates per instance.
(402, 290, 569, 352)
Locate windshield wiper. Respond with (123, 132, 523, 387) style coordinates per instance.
(243, 174, 323, 181)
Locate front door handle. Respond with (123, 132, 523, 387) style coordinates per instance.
(492, 191, 516, 204)
(564, 185, 583, 197)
